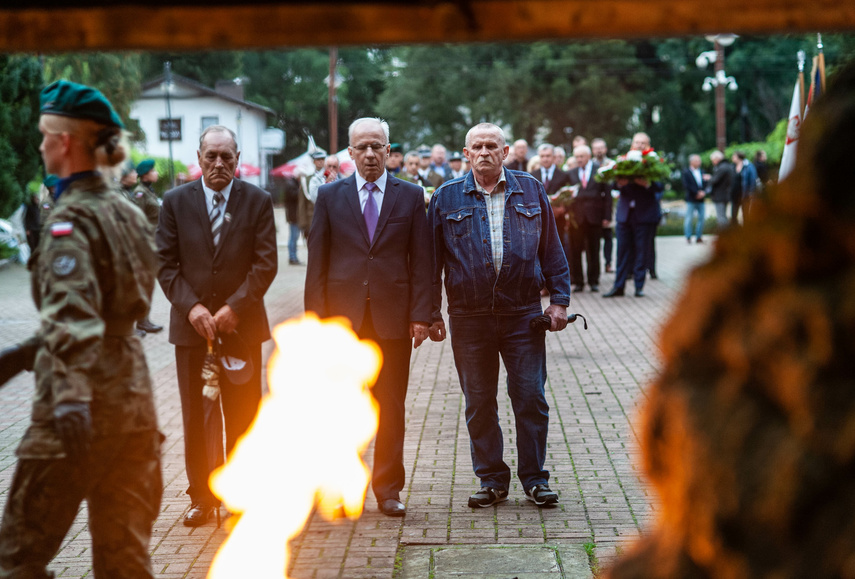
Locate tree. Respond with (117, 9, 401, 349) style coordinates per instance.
(140, 52, 243, 89)
(0, 55, 42, 219)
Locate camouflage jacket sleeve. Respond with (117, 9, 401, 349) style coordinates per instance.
(34, 212, 104, 405)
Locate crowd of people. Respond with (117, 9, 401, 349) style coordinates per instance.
(0, 71, 777, 577)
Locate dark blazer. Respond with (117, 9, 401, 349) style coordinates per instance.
(615, 181, 663, 224)
(156, 178, 278, 347)
(682, 167, 705, 202)
(709, 161, 736, 203)
(567, 162, 612, 225)
(304, 173, 432, 340)
(530, 166, 571, 197)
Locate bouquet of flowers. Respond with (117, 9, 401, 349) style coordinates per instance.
(549, 184, 579, 205)
(595, 148, 671, 183)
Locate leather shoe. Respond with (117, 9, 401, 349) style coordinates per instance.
(379, 498, 406, 517)
(589, 285, 599, 292)
(183, 504, 213, 527)
(635, 289, 645, 297)
(603, 287, 624, 298)
(605, 264, 613, 273)
(649, 271, 658, 280)
(572, 285, 584, 293)
(137, 319, 163, 333)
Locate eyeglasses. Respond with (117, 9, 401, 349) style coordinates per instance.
(352, 143, 387, 152)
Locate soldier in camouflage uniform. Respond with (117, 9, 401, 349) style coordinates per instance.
(131, 159, 160, 226)
(118, 161, 138, 202)
(129, 159, 163, 334)
(0, 80, 163, 579)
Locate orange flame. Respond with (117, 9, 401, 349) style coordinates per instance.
(207, 314, 381, 578)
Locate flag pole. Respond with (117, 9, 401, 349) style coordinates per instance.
(797, 50, 806, 120)
(817, 33, 826, 92)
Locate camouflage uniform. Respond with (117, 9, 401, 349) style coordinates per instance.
(131, 182, 160, 227)
(0, 174, 163, 579)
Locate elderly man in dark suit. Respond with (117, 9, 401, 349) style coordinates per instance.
(682, 154, 709, 243)
(531, 143, 572, 259)
(156, 125, 278, 527)
(567, 144, 612, 292)
(305, 117, 432, 517)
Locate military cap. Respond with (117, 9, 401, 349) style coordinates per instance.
(136, 159, 155, 175)
(121, 161, 136, 176)
(40, 80, 124, 129)
(311, 150, 326, 160)
(43, 174, 59, 188)
(390, 143, 403, 154)
(449, 151, 464, 161)
(417, 145, 431, 158)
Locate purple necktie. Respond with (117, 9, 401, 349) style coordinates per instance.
(363, 182, 379, 242)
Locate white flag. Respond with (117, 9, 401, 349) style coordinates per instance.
(778, 80, 801, 181)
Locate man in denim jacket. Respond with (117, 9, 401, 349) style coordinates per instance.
(427, 123, 572, 509)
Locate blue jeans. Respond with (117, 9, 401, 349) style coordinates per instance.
(684, 201, 705, 239)
(287, 223, 300, 261)
(449, 312, 550, 491)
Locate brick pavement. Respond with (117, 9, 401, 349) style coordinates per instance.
(0, 221, 711, 578)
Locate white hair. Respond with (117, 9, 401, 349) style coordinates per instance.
(537, 143, 555, 155)
(464, 123, 506, 149)
(348, 117, 390, 144)
(573, 145, 592, 157)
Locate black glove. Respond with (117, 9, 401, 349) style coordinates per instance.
(0, 336, 40, 387)
(54, 402, 92, 457)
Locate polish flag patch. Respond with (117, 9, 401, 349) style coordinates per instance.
(50, 222, 74, 237)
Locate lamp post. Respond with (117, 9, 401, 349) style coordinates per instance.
(162, 61, 175, 188)
(325, 47, 344, 154)
(696, 34, 738, 152)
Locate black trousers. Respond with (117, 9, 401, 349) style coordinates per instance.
(357, 306, 412, 502)
(175, 344, 262, 506)
(569, 221, 603, 287)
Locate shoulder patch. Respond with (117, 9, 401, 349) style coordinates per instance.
(135, 191, 144, 198)
(50, 222, 74, 237)
(52, 254, 78, 277)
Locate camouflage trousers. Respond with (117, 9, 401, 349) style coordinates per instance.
(0, 430, 163, 579)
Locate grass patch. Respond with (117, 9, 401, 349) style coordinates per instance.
(583, 541, 601, 577)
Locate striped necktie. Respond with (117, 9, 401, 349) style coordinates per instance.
(210, 191, 225, 246)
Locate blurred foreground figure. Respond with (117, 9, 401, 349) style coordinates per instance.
(607, 63, 855, 578)
(0, 80, 162, 578)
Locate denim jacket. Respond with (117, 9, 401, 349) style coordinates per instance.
(428, 168, 571, 320)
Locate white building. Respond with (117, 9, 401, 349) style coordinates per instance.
(131, 74, 275, 187)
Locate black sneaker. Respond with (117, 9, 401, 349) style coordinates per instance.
(525, 484, 559, 506)
(468, 487, 508, 508)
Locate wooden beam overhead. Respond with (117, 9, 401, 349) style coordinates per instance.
(3, 0, 855, 52)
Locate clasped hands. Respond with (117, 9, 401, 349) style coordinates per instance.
(189, 303, 238, 341)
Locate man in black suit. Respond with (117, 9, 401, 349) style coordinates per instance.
(531, 144, 572, 259)
(305, 118, 432, 517)
(681, 154, 709, 243)
(567, 145, 612, 292)
(156, 125, 278, 526)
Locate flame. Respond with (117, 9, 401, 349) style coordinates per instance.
(207, 314, 382, 578)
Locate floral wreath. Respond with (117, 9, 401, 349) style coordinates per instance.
(595, 148, 671, 183)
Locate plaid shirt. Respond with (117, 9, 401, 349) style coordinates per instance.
(474, 171, 507, 273)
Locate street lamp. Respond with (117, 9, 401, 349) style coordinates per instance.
(697, 34, 738, 152)
(161, 61, 175, 188)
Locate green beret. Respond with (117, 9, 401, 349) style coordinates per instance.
(40, 80, 124, 129)
(390, 143, 403, 154)
(43, 174, 59, 188)
(136, 159, 155, 175)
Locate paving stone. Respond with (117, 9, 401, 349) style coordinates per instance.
(0, 228, 713, 577)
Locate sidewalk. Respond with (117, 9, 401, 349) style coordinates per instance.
(0, 224, 712, 578)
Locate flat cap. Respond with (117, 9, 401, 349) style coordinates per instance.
(136, 159, 155, 175)
(40, 80, 124, 129)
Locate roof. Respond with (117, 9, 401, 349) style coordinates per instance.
(140, 73, 275, 117)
